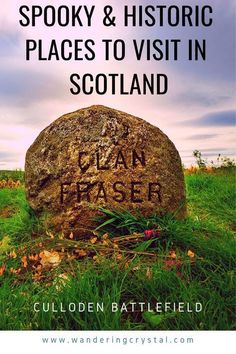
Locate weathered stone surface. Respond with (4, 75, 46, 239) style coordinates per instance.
(25, 105, 186, 236)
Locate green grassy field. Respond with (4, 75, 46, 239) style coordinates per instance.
(0, 169, 235, 330)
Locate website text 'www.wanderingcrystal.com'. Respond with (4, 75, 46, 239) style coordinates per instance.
(41, 335, 194, 345)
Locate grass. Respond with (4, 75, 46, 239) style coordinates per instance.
(0, 168, 235, 330)
(0, 169, 24, 182)
(0, 188, 40, 243)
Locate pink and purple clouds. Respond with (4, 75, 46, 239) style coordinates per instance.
(0, 0, 235, 168)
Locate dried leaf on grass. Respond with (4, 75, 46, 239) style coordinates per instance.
(114, 253, 123, 261)
(0, 265, 5, 276)
(102, 233, 109, 241)
(75, 249, 87, 257)
(90, 237, 97, 244)
(187, 250, 195, 258)
(21, 256, 28, 268)
(0, 179, 22, 189)
(39, 250, 61, 268)
(10, 267, 21, 274)
(9, 250, 17, 259)
(69, 232, 74, 239)
(29, 254, 39, 261)
(46, 231, 55, 239)
(169, 250, 177, 259)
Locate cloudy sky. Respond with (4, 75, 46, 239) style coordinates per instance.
(0, 0, 235, 169)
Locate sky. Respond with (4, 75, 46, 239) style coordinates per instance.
(0, 0, 235, 169)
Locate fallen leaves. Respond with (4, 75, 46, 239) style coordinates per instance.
(32, 264, 42, 272)
(21, 256, 28, 268)
(169, 250, 177, 259)
(101, 233, 109, 241)
(132, 265, 141, 271)
(39, 250, 61, 268)
(0, 220, 199, 288)
(9, 250, 17, 259)
(187, 250, 195, 258)
(75, 249, 87, 258)
(10, 267, 21, 274)
(184, 166, 199, 174)
(32, 272, 43, 282)
(184, 166, 215, 175)
(0, 265, 5, 276)
(101, 233, 110, 246)
(69, 232, 74, 239)
(114, 253, 123, 261)
(0, 179, 22, 189)
(46, 231, 55, 239)
(163, 249, 197, 278)
(29, 254, 39, 261)
(59, 233, 65, 240)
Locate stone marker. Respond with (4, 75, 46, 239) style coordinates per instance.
(25, 105, 186, 236)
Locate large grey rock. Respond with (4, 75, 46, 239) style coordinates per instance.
(25, 105, 186, 236)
